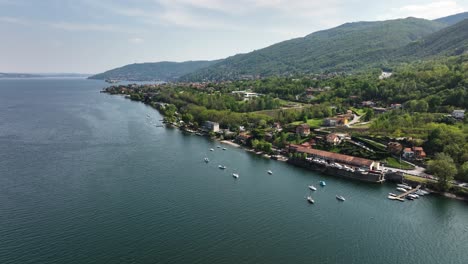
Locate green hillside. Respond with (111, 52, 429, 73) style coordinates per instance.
(434, 11, 468, 25)
(89, 60, 219, 81)
(181, 18, 446, 81)
(394, 19, 468, 59)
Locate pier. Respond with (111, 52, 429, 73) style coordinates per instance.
(389, 185, 421, 202)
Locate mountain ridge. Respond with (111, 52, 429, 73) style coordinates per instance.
(89, 12, 468, 82)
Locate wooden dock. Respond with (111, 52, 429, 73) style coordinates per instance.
(388, 185, 421, 202)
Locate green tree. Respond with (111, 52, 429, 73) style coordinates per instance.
(459, 162, 468, 181)
(428, 153, 457, 191)
(182, 113, 194, 123)
(363, 108, 374, 121)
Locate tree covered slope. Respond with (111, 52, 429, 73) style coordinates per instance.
(89, 60, 219, 81)
(394, 19, 468, 59)
(181, 18, 446, 81)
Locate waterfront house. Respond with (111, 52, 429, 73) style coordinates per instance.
(387, 142, 403, 154)
(236, 132, 252, 145)
(296, 124, 311, 137)
(402, 148, 414, 159)
(289, 145, 381, 171)
(202, 121, 220, 132)
(326, 133, 341, 145)
(412, 147, 426, 160)
(452, 110, 465, 119)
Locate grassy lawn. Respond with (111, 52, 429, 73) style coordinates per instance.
(383, 157, 415, 170)
(351, 122, 371, 128)
(291, 118, 323, 128)
(355, 136, 386, 151)
(403, 174, 435, 184)
(350, 107, 366, 116)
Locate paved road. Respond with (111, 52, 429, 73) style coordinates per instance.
(347, 114, 362, 126)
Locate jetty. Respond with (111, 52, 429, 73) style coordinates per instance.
(388, 185, 421, 202)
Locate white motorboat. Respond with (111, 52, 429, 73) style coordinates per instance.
(397, 184, 410, 188)
(218, 165, 226, 169)
(307, 196, 315, 204)
(396, 187, 407, 192)
(308, 185, 317, 191)
(267, 170, 273, 175)
(204, 157, 209, 163)
(232, 173, 239, 179)
(222, 147, 226, 150)
(210, 148, 214, 151)
(336, 195, 346, 201)
(388, 192, 397, 196)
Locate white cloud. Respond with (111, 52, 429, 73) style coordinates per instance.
(378, 1, 466, 20)
(128, 37, 144, 44)
(0, 16, 28, 25)
(0, 15, 141, 34)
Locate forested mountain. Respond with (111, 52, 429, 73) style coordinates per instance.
(434, 11, 468, 25)
(91, 12, 468, 82)
(180, 18, 446, 81)
(394, 19, 468, 59)
(88, 60, 219, 81)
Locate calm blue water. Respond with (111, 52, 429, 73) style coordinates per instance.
(0, 78, 467, 264)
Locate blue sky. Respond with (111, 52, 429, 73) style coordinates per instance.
(0, 0, 467, 73)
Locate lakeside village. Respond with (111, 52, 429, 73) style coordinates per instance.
(101, 71, 468, 200)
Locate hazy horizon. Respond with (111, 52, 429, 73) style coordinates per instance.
(1, 0, 467, 74)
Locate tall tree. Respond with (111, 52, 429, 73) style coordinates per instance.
(428, 153, 457, 191)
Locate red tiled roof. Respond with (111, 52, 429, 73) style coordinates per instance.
(291, 145, 375, 167)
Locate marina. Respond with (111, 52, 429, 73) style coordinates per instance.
(388, 185, 421, 202)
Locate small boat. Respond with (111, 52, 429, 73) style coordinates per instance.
(397, 184, 410, 189)
(308, 185, 317, 191)
(232, 173, 239, 179)
(388, 195, 405, 202)
(396, 187, 407, 192)
(210, 148, 214, 151)
(336, 195, 346, 201)
(217, 146, 221, 148)
(204, 157, 209, 163)
(267, 170, 273, 175)
(388, 193, 397, 196)
(319, 181, 326, 187)
(408, 194, 419, 199)
(406, 195, 414, 200)
(415, 190, 425, 196)
(307, 196, 315, 204)
(420, 190, 429, 195)
(222, 148, 226, 150)
(218, 165, 226, 169)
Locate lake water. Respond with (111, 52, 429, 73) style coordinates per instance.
(0, 78, 467, 264)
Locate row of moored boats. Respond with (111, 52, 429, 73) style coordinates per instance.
(306, 181, 345, 204)
(205, 147, 273, 180)
(388, 184, 430, 201)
